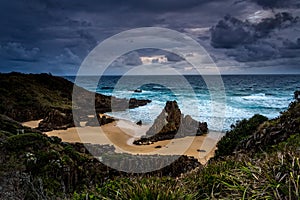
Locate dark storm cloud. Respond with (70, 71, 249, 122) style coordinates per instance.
(251, 0, 300, 8)
(227, 42, 278, 62)
(210, 12, 300, 65)
(0, 0, 299, 74)
(0, 42, 40, 62)
(1, 0, 228, 74)
(211, 13, 298, 48)
(33, 0, 211, 13)
(283, 38, 300, 49)
(211, 15, 255, 48)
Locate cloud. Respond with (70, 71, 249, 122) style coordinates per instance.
(55, 48, 81, 65)
(110, 51, 142, 68)
(0, 42, 40, 62)
(251, 0, 299, 8)
(227, 41, 279, 62)
(211, 13, 298, 48)
(283, 38, 300, 49)
(35, 0, 212, 13)
(140, 55, 168, 64)
(211, 15, 255, 48)
(209, 12, 300, 66)
(0, 0, 299, 74)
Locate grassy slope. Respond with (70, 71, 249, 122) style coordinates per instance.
(0, 72, 74, 122)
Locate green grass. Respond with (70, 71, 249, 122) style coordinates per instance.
(0, 73, 74, 122)
(73, 177, 196, 200)
(214, 114, 268, 158)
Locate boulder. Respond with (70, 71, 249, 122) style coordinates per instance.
(38, 109, 76, 132)
(86, 115, 114, 127)
(134, 89, 142, 93)
(134, 101, 208, 145)
(294, 90, 300, 101)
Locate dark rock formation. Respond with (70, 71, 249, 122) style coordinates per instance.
(85, 115, 115, 127)
(136, 120, 142, 126)
(38, 109, 77, 131)
(129, 98, 151, 109)
(134, 101, 208, 145)
(134, 89, 142, 93)
(294, 90, 300, 101)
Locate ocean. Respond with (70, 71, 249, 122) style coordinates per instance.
(66, 75, 300, 132)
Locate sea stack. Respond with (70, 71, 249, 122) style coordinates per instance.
(134, 101, 208, 145)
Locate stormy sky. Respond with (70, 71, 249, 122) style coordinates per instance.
(0, 0, 300, 75)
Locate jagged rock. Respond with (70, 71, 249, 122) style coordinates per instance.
(129, 98, 151, 108)
(294, 90, 300, 101)
(86, 115, 114, 127)
(136, 120, 142, 126)
(38, 109, 76, 132)
(134, 101, 208, 145)
(134, 89, 142, 93)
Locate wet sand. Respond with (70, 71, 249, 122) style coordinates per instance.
(24, 118, 222, 164)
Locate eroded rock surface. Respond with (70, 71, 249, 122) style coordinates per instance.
(134, 101, 208, 145)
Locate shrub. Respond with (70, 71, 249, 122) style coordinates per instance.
(74, 177, 195, 200)
(215, 114, 268, 158)
(4, 133, 50, 151)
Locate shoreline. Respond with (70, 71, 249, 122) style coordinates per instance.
(23, 117, 221, 164)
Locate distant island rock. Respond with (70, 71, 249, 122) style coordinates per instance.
(134, 100, 208, 145)
(136, 120, 142, 126)
(134, 89, 142, 93)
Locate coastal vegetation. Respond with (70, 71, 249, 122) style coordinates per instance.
(0, 73, 299, 199)
(0, 72, 150, 131)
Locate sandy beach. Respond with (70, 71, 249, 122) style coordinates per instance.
(23, 118, 221, 164)
(22, 119, 42, 129)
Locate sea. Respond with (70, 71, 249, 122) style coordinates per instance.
(65, 75, 300, 132)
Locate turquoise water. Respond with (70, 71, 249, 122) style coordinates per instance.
(66, 75, 300, 131)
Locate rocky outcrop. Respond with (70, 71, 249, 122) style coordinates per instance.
(134, 101, 208, 145)
(85, 115, 115, 127)
(108, 97, 151, 112)
(38, 96, 151, 131)
(38, 109, 77, 131)
(294, 90, 300, 101)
